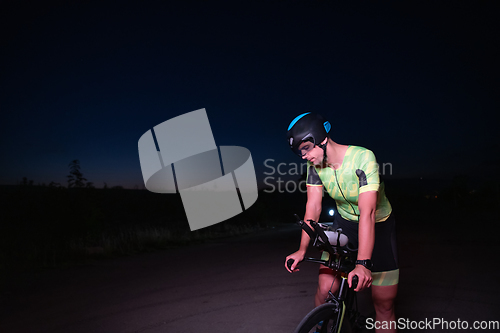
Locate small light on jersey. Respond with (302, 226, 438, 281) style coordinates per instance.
(329, 209, 334, 216)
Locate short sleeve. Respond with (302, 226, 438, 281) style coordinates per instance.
(355, 149, 380, 194)
(306, 162, 323, 186)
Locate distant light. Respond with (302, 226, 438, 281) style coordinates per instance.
(329, 209, 334, 216)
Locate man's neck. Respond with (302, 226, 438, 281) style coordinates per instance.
(325, 140, 348, 169)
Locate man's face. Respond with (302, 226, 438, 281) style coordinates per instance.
(298, 140, 323, 165)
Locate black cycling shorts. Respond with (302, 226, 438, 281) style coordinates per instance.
(333, 212, 399, 273)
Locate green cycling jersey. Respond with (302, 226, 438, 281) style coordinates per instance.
(306, 145, 392, 222)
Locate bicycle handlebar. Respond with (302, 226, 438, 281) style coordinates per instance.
(294, 214, 355, 251)
(286, 258, 294, 271)
(294, 214, 316, 240)
(287, 258, 359, 290)
(291, 214, 358, 276)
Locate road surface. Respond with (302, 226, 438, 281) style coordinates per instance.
(1, 221, 499, 332)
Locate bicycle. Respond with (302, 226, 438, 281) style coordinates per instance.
(287, 215, 366, 333)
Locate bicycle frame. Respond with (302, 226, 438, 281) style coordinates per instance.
(291, 215, 363, 333)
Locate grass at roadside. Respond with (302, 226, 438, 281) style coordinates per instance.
(0, 185, 302, 288)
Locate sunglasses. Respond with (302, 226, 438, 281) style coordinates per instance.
(294, 139, 316, 157)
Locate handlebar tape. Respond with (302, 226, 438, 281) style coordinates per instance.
(286, 258, 294, 271)
(352, 274, 359, 289)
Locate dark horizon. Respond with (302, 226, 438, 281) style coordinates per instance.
(1, 1, 498, 190)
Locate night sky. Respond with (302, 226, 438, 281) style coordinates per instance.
(1, 1, 498, 190)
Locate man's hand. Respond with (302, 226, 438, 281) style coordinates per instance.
(285, 251, 305, 273)
(348, 265, 372, 291)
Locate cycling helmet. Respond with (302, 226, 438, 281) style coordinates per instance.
(287, 112, 331, 157)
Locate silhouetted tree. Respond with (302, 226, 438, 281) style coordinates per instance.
(67, 160, 88, 188)
(20, 177, 35, 186)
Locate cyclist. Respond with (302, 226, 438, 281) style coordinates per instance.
(285, 112, 398, 332)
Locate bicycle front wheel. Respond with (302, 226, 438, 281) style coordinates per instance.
(293, 302, 353, 333)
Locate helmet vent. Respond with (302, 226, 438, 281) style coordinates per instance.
(324, 121, 331, 133)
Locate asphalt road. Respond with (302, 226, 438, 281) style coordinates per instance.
(1, 221, 499, 332)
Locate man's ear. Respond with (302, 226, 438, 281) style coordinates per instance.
(321, 137, 328, 145)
